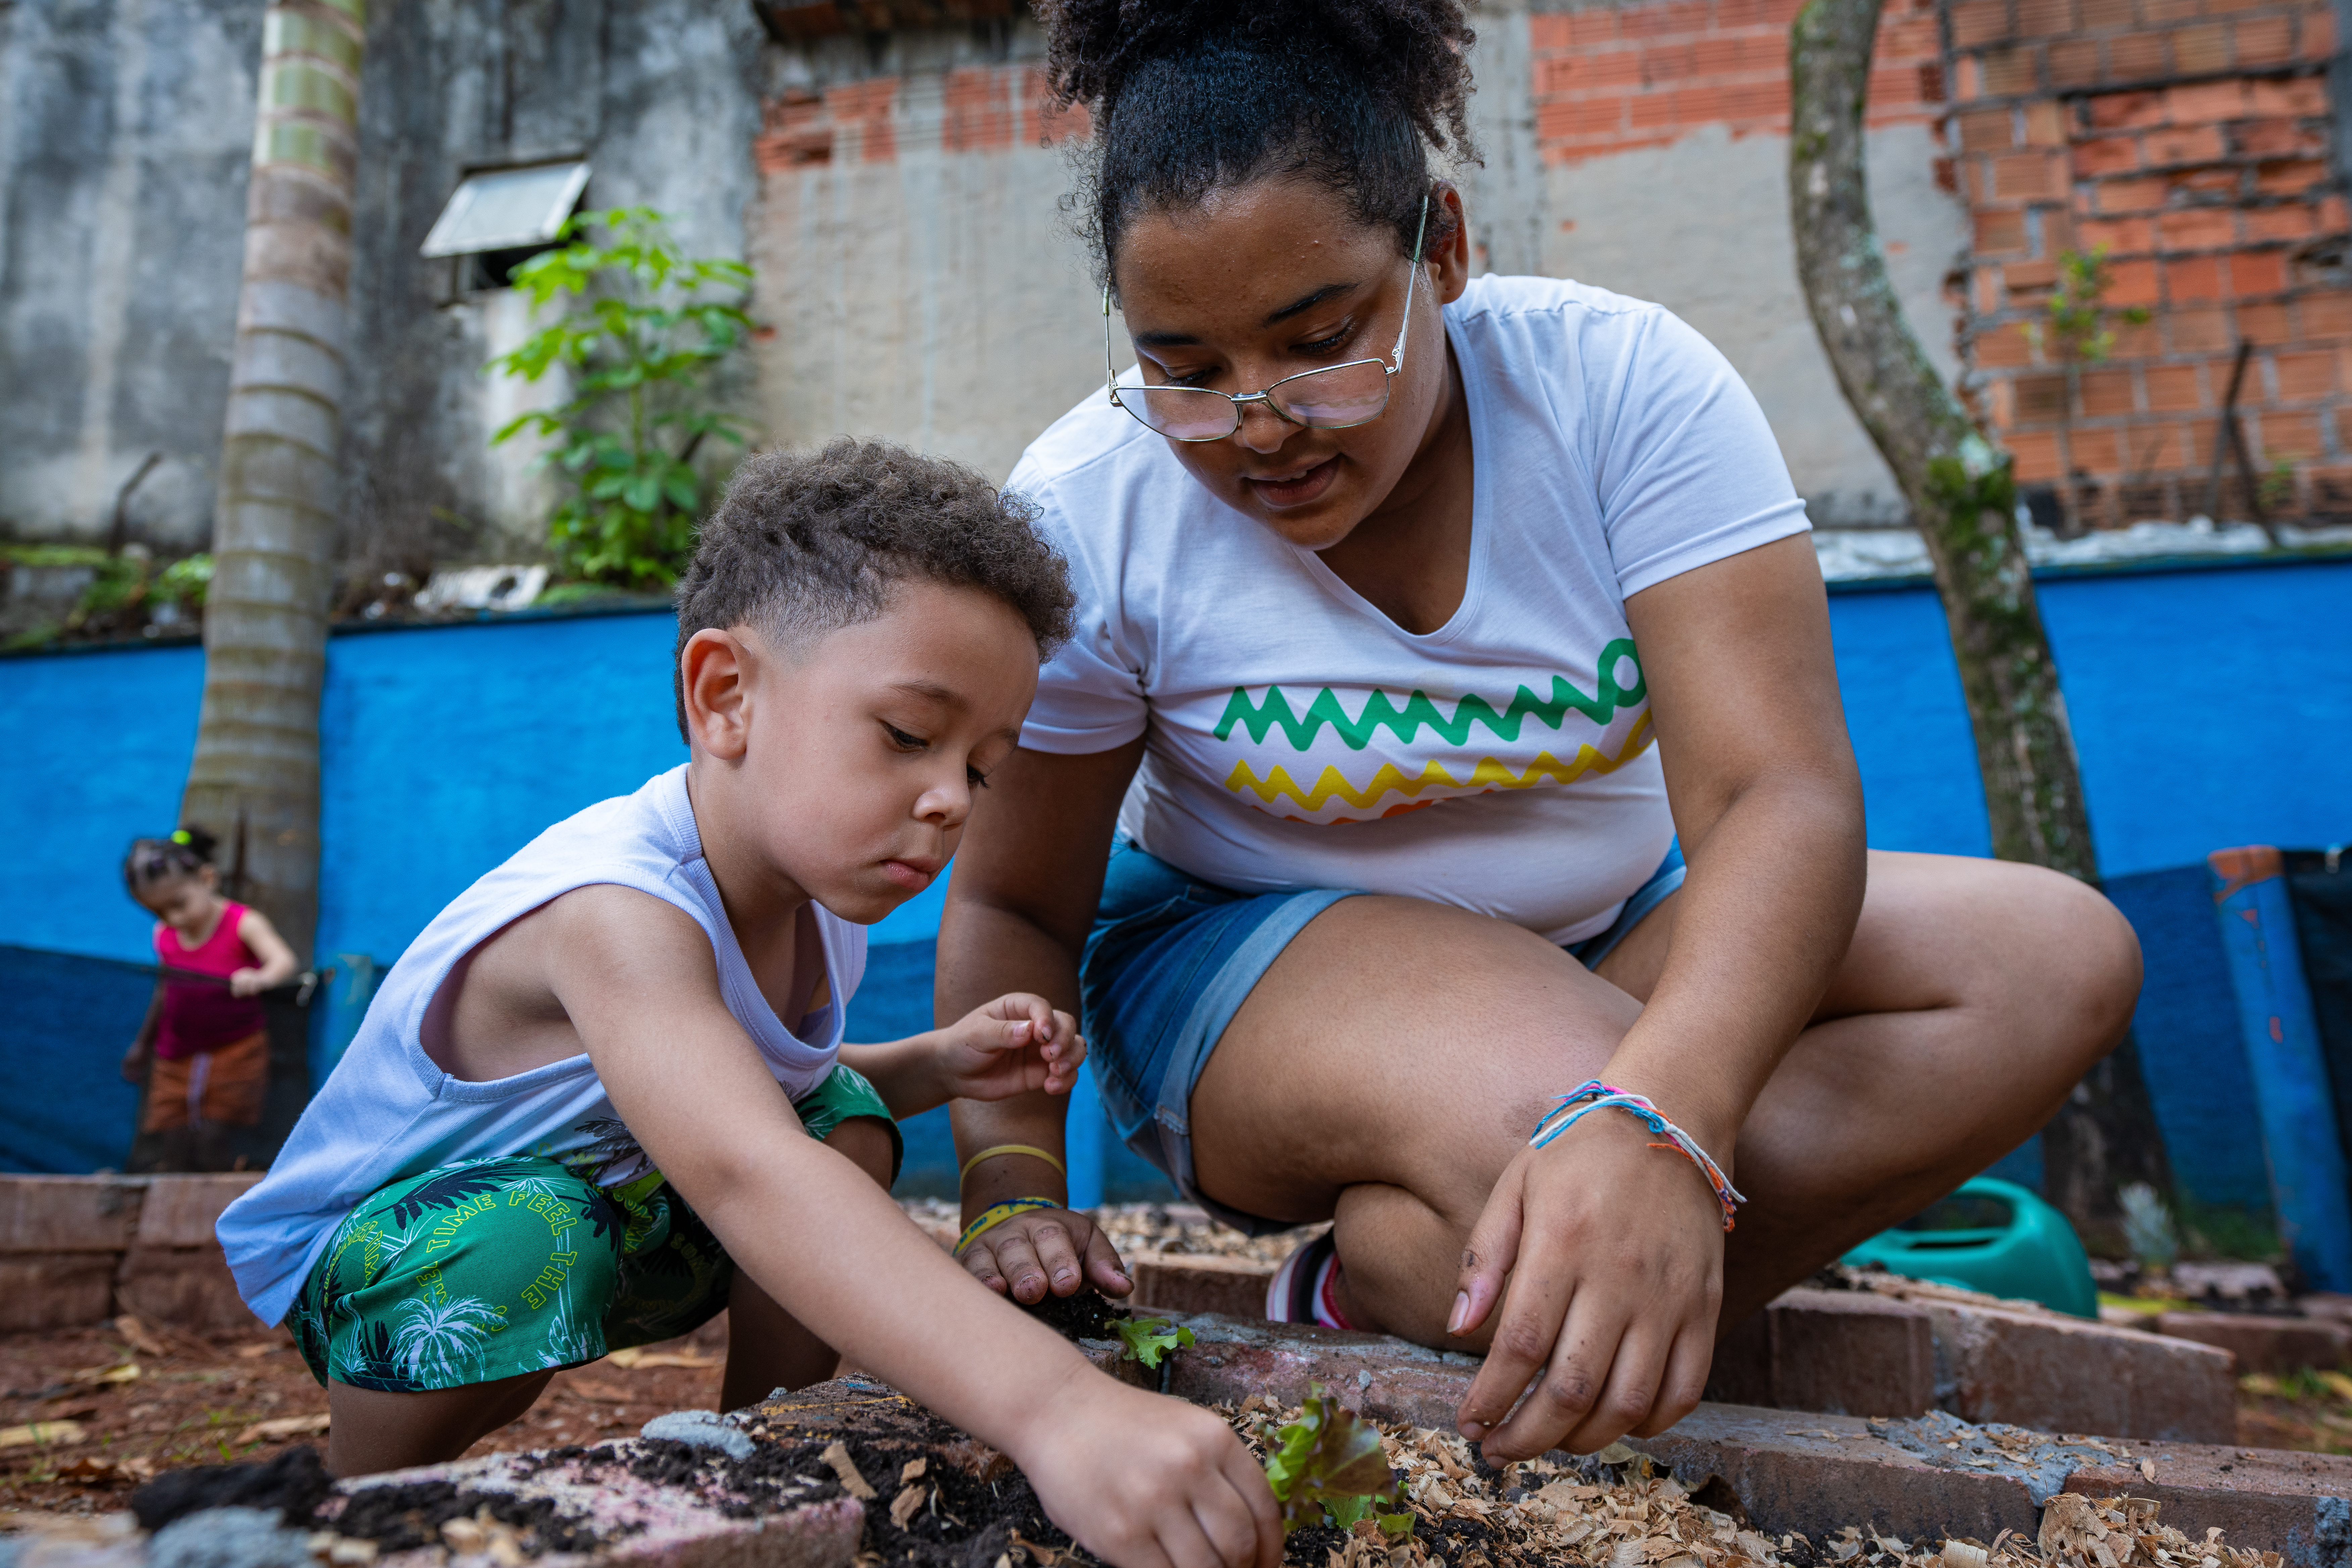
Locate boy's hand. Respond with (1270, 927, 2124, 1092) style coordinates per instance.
(961, 1205, 1131, 1304)
(1018, 1376, 1281, 1568)
(935, 993, 1084, 1102)
(229, 967, 267, 998)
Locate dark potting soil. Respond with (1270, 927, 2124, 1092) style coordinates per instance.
(128, 1445, 336, 1533)
(1015, 1287, 1127, 1343)
(323, 1476, 610, 1556)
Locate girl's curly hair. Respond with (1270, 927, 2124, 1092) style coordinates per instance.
(1038, 0, 1480, 281)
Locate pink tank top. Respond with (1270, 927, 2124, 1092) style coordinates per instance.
(153, 901, 266, 1059)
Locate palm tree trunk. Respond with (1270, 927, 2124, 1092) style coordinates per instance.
(1787, 0, 2171, 1236)
(181, 0, 369, 964)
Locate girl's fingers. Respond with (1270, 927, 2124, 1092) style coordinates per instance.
(1632, 1321, 1716, 1438)
(1456, 1241, 1574, 1443)
(1560, 1322, 1670, 1456)
(1482, 1286, 1616, 1460)
(1451, 1167, 1528, 1339)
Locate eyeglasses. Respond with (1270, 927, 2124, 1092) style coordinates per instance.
(1104, 196, 1430, 443)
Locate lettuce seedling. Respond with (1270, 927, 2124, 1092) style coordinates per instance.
(1114, 1316, 1195, 1369)
(1261, 1386, 1413, 1536)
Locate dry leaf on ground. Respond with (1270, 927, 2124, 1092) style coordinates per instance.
(234, 1412, 331, 1446)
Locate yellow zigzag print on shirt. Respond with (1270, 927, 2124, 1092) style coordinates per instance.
(1225, 710, 1656, 816)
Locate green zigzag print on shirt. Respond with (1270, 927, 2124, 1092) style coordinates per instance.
(1212, 640, 1652, 823)
(1213, 638, 1646, 750)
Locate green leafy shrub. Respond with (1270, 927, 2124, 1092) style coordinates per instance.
(1263, 1386, 1413, 1535)
(487, 207, 754, 587)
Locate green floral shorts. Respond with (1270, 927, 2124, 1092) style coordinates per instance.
(289, 1064, 898, 1392)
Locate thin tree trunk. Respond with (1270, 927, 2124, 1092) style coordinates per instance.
(181, 0, 369, 964)
(1787, 0, 2170, 1235)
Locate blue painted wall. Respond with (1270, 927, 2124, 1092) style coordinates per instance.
(6, 559, 2348, 1203)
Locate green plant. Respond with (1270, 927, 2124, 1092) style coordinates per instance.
(488, 207, 755, 587)
(2261, 456, 2297, 517)
(2035, 245, 2151, 367)
(1262, 1386, 1413, 1535)
(1113, 1316, 1195, 1369)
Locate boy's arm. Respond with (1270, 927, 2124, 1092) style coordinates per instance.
(546, 885, 1278, 1568)
(839, 994, 1081, 1119)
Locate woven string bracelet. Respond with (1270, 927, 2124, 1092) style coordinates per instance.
(1530, 1080, 1747, 1231)
(954, 1197, 1060, 1256)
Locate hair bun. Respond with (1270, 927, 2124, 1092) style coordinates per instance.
(173, 825, 219, 862)
(1039, 0, 1477, 159)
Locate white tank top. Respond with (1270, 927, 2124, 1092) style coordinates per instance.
(217, 766, 865, 1327)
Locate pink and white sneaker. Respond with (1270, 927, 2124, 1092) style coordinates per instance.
(1264, 1231, 1359, 1330)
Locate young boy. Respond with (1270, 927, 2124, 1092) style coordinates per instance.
(217, 441, 1279, 1568)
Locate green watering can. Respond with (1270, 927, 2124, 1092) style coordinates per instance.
(1842, 1175, 2099, 1319)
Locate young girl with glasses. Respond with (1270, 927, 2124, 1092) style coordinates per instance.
(939, 0, 2143, 1466)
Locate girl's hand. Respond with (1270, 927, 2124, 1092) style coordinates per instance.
(228, 967, 267, 998)
(934, 993, 1084, 1102)
(961, 1205, 1131, 1304)
(1449, 1108, 1724, 1461)
(1015, 1375, 1281, 1568)
(120, 1041, 151, 1083)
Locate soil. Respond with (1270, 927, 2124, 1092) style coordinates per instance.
(1016, 1288, 1127, 1343)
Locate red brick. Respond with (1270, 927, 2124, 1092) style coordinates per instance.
(2008, 373, 2072, 422)
(2239, 297, 2297, 340)
(2016, 0, 2080, 32)
(1566, 8, 1623, 45)
(1994, 150, 2065, 195)
(2320, 193, 2351, 231)
(2021, 99, 2068, 144)
(1880, 14, 1946, 58)
(2231, 247, 2289, 294)
(1538, 96, 1631, 139)
(2084, 366, 2141, 411)
(1715, 77, 1793, 118)
(1978, 207, 2032, 250)
(2143, 0, 2203, 17)
(940, 67, 1015, 153)
(1954, 0, 2016, 42)
(2079, 214, 2157, 251)
(2245, 204, 2318, 241)
(2108, 255, 2164, 301)
(2074, 134, 2144, 174)
(2050, 36, 2108, 81)
(2238, 117, 2330, 156)
(2167, 79, 2250, 121)
(2158, 205, 2240, 248)
(1960, 105, 2017, 148)
(0, 1176, 145, 1252)
(2096, 173, 2172, 209)
(1977, 321, 2041, 364)
(2168, 253, 2226, 298)
(2147, 362, 2209, 407)
(2306, 6, 2338, 56)
(0, 1256, 118, 1331)
(2088, 87, 2167, 127)
(1639, 42, 1699, 81)
(2169, 304, 2233, 349)
(2247, 76, 2330, 115)
(2107, 28, 2176, 72)
(1129, 1253, 1276, 1319)
(2009, 428, 2067, 477)
(2234, 13, 2297, 60)
(1529, 12, 1574, 46)
(2172, 19, 2233, 66)
(1920, 1298, 2238, 1440)
(1981, 44, 2043, 91)
(2256, 410, 2326, 458)
(2008, 256, 2064, 290)
(1629, 88, 1680, 129)
(2257, 156, 2333, 194)
(2145, 123, 2227, 163)
(2112, 316, 2166, 356)
(1763, 1288, 1938, 1417)
(2080, 0, 2139, 24)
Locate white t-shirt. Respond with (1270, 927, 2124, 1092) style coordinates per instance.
(216, 767, 864, 1328)
(1008, 274, 1810, 944)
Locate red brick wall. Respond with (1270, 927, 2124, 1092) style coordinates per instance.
(1948, 0, 2350, 522)
(753, 65, 1084, 173)
(1530, 0, 1947, 165)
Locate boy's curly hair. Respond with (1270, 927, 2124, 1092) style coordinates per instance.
(672, 440, 1076, 741)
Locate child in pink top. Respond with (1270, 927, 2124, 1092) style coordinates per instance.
(121, 827, 298, 1167)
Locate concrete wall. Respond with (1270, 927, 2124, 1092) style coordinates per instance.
(0, 0, 260, 549)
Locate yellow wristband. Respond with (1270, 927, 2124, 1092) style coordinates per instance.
(954, 1197, 1059, 1255)
(958, 1143, 1069, 1184)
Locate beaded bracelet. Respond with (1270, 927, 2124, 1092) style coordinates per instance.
(1531, 1080, 1747, 1231)
(958, 1143, 1068, 1184)
(954, 1197, 1061, 1255)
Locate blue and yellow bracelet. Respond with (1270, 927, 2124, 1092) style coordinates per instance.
(954, 1196, 1060, 1255)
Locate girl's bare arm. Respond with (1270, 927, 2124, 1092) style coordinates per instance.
(233, 907, 302, 992)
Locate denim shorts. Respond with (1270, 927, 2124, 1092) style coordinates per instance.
(1078, 839, 1686, 1233)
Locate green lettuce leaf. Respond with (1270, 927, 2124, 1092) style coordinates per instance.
(1261, 1386, 1402, 1535)
(1113, 1316, 1196, 1369)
